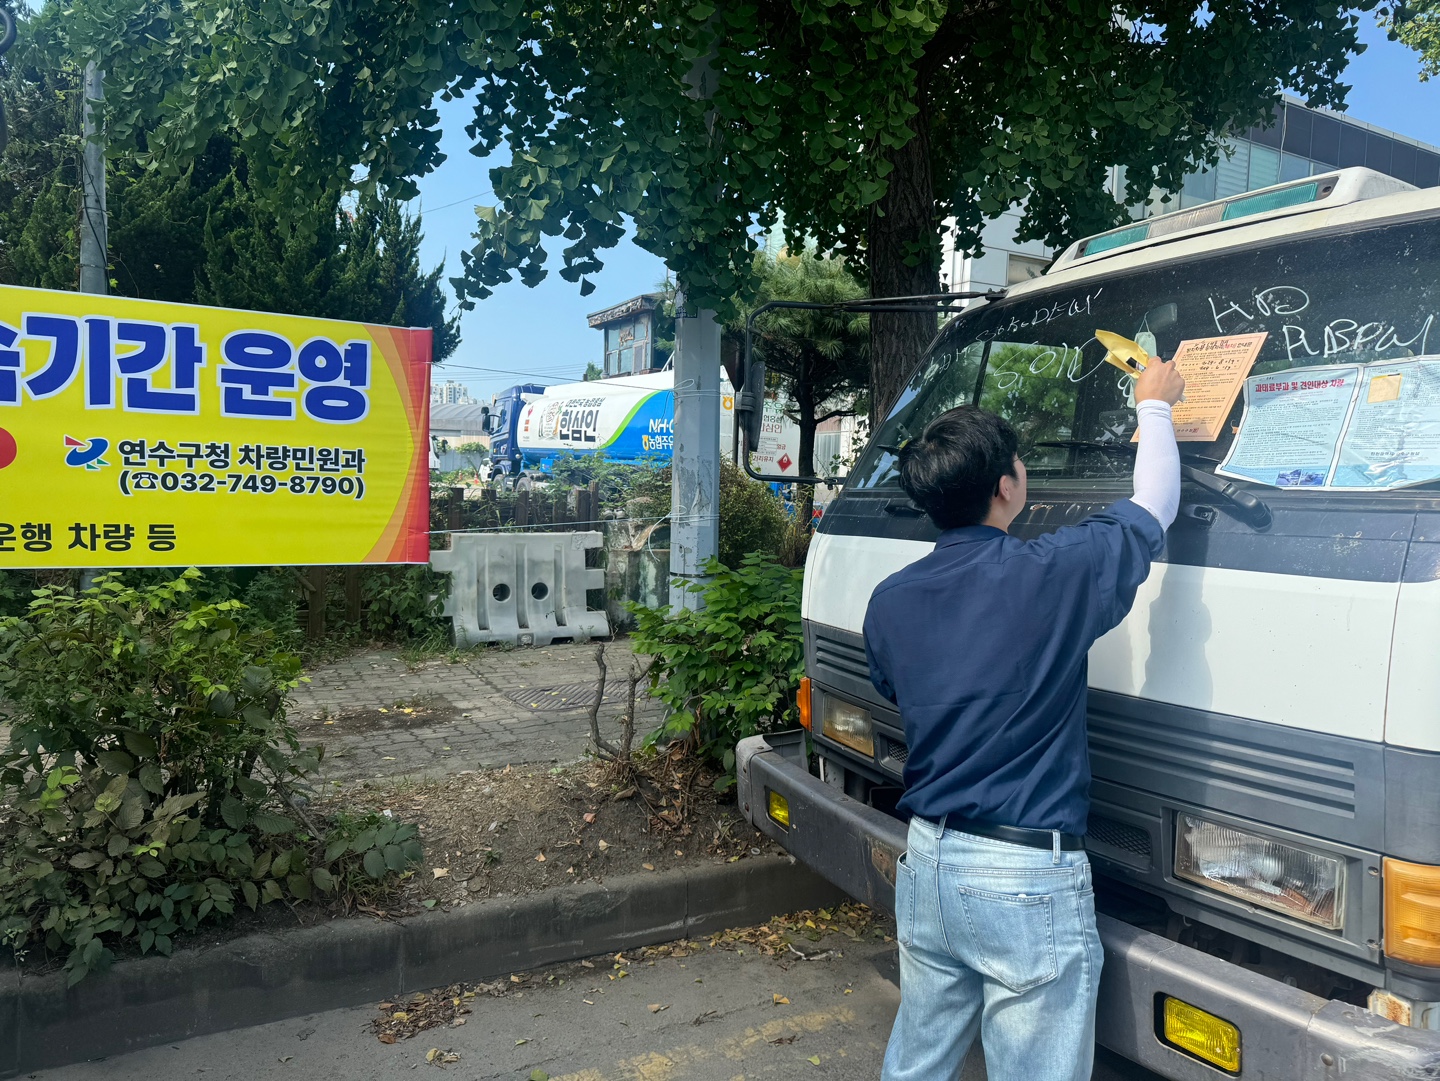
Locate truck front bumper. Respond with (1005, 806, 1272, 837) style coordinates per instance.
(737, 733, 1440, 1080)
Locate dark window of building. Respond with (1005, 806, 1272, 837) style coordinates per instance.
(1392, 142, 1419, 186)
(1310, 116, 1341, 166)
(1249, 116, 1283, 149)
(1416, 151, 1440, 188)
(1366, 131, 1394, 175)
(1338, 124, 1368, 168)
(1282, 108, 1313, 157)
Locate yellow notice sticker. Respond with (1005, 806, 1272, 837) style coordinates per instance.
(1368, 372, 1403, 403)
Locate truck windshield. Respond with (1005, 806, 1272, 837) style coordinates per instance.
(848, 218, 1440, 488)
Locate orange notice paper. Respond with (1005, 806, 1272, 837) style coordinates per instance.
(1135, 333, 1267, 442)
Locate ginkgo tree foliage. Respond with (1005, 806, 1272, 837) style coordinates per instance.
(70, 0, 1373, 415)
(1387, 0, 1440, 77)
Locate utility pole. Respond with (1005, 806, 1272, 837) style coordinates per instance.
(79, 61, 108, 296)
(78, 62, 107, 591)
(669, 33, 722, 612)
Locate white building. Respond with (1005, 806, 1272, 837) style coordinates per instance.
(431, 379, 476, 406)
(944, 97, 1440, 296)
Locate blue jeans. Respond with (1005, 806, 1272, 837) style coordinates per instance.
(882, 815, 1102, 1081)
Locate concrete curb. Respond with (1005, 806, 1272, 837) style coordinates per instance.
(0, 856, 843, 1077)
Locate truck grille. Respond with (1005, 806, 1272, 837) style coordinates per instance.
(814, 629, 870, 683)
(1087, 814, 1153, 859)
(1089, 701, 1358, 819)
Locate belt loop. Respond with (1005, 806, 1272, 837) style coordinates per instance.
(934, 814, 946, 841)
(1052, 830, 1061, 865)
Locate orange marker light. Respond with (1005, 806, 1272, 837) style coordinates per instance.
(797, 677, 812, 731)
(1384, 858, 1440, 966)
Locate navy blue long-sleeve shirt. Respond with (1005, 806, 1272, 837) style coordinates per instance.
(863, 499, 1165, 835)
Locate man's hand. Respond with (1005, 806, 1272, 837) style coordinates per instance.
(1135, 355, 1185, 405)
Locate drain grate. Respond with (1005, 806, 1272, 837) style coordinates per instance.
(503, 682, 610, 712)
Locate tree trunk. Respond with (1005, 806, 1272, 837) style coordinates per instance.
(867, 93, 940, 423)
(796, 376, 818, 524)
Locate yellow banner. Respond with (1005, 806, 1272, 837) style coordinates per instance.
(0, 285, 431, 568)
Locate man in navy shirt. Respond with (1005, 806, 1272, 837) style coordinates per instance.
(866, 357, 1185, 1081)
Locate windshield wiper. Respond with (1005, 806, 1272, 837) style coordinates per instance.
(1178, 465, 1271, 530)
(1030, 441, 1271, 530)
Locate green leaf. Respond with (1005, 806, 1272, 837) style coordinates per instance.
(138, 763, 165, 795)
(252, 811, 296, 835)
(382, 844, 407, 872)
(122, 731, 159, 758)
(95, 750, 136, 775)
(69, 851, 104, 870)
(242, 880, 259, 910)
(363, 849, 387, 879)
(311, 867, 336, 892)
(220, 796, 249, 830)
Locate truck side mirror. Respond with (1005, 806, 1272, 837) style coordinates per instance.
(735, 360, 767, 452)
(481, 411, 500, 436)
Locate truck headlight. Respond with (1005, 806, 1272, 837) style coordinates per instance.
(1175, 814, 1344, 930)
(821, 697, 874, 757)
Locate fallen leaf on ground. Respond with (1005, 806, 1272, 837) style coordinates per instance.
(580, 960, 595, 968)
(648, 1003, 670, 1013)
(773, 994, 790, 1005)
(378, 1034, 397, 1044)
(535, 853, 546, 862)
(433, 868, 450, 879)
(583, 812, 596, 824)
(614, 786, 637, 800)
(809, 1054, 822, 1065)
(642, 862, 655, 871)
(515, 1038, 529, 1046)
(530, 1072, 550, 1081)
(598, 840, 610, 851)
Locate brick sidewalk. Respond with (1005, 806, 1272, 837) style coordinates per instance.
(288, 640, 666, 786)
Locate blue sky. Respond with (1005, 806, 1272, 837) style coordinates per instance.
(412, 18, 1440, 403)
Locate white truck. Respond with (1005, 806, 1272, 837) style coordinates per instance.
(737, 167, 1440, 1077)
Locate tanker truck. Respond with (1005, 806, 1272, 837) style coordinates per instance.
(482, 369, 801, 486)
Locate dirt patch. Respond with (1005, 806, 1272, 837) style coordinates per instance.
(322, 757, 780, 910)
(368, 902, 896, 1043)
(294, 698, 457, 736)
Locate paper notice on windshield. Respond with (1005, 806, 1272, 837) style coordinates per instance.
(1216, 358, 1440, 490)
(1331, 361, 1440, 489)
(1164, 333, 1267, 442)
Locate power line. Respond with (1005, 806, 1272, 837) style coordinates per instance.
(419, 189, 494, 214)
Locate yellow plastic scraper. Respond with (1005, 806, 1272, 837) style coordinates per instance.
(1096, 330, 1149, 377)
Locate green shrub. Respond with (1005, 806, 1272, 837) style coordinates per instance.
(364, 565, 449, 643)
(717, 461, 790, 568)
(0, 570, 422, 983)
(627, 554, 804, 788)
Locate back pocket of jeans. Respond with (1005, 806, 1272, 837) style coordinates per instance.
(954, 884, 1057, 993)
(895, 854, 917, 948)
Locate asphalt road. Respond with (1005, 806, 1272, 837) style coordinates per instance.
(30, 939, 1162, 1081)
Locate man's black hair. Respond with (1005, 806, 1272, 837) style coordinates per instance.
(897, 406, 1019, 530)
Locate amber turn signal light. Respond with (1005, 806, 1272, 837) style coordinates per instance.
(1384, 857, 1440, 966)
(797, 676, 812, 730)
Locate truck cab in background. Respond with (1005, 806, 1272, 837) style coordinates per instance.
(738, 168, 1440, 1078)
(480, 383, 548, 482)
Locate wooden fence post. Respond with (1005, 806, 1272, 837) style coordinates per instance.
(305, 566, 329, 640)
(574, 486, 589, 532)
(448, 486, 465, 534)
(344, 567, 363, 627)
